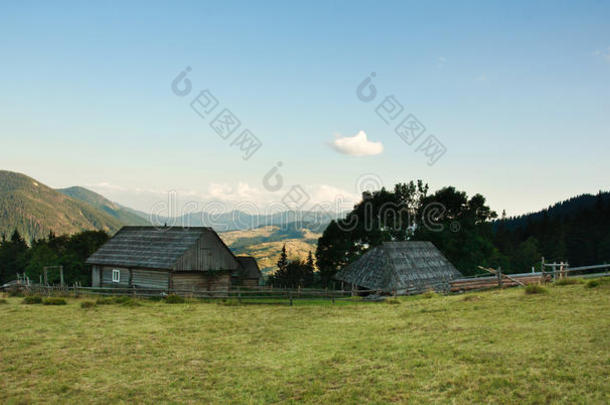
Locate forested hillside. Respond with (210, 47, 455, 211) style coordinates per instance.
(0, 171, 123, 241)
(494, 191, 610, 268)
(58, 186, 149, 226)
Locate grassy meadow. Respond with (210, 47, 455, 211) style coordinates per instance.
(1, 283, 609, 404)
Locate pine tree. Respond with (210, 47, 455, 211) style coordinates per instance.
(304, 251, 315, 287)
(306, 251, 315, 272)
(277, 244, 288, 273)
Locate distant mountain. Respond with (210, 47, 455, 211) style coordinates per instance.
(0, 171, 123, 241)
(58, 186, 150, 226)
(167, 209, 343, 232)
(220, 222, 321, 274)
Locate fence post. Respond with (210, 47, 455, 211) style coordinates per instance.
(289, 291, 293, 306)
(497, 267, 503, 288)
(59, 266, 64, 288)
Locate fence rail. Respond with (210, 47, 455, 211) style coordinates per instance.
(7, 262, 609, 300)
(451, 262, 610, 293)
(8, 284, 369, 305)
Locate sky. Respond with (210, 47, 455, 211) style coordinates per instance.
(1, 0, 609, 217)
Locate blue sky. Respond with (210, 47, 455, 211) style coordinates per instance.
(1, 1, 609, 216)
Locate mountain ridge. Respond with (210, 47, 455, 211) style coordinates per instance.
(0, 170, 124, 241)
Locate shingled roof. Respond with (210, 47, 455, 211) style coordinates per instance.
(334, 241, 462, 294)
(236, 256, 262, 280)
(86, 226, 219, 270)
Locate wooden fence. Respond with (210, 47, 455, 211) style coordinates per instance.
(11, 284, 362, 305)
(450, 263, 610, 293)
(7, 262, 609, 301)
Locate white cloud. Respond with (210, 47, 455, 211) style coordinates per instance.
(330, 130, 383, 157)
(89, 180, 359, 216)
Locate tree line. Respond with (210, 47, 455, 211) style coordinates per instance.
(267, 245, 317, 288)
(313, 181, 610, 286)
(0, 230, 108, 285)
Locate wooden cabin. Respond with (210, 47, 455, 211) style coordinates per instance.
(234, 256, 263, 287)
(86, 226, 260, 291)
(334, 241, 462, 295)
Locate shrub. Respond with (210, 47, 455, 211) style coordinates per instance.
(385, 298, 401, 305)
(121, 299, 142, 307)
(43, 297, 67, 305)
(8, 289, 23, 297)
(95, 297, 115, 305)
(96, 296, 134, 305)
(585, 280, 600, 289)
(217, 299, 240, 306)
(112, 296, 132, 304)
(165, 294, 186, 304)
(525, 284, 548, 295)
(422, 290, 438, 299)
(23, 296, 43, 304)
(554, 278, 584, 286)
(80, 301, 96, 309)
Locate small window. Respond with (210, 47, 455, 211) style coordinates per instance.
(112, 269, 121, 283)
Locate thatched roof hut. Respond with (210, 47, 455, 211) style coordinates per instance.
(334, 241, 462, 295)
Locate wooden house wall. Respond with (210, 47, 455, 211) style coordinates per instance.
(172, 232, 239, 271)
(241, 279, 260, 287)
(171, 271, 231, 291)
(132, 269, 170, 289)
(101, 266, 130, 287)
(98, 266, 170, 289)
(92, 266, 101, 287)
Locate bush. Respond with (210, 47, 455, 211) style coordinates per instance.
(165, 294, 186, 304)
(8, 289, 23, 297)
(554, 278, 584, 286)
(217, 299, 240, 306)
(80, 301, 96, 309)
(112, 296, 132, 304)
(22, 296, 43, 304)
(96, 296, 129, 305)
(422, 290, 438, 299)
(96, 296, 141, 306)
(585, 280, 600, 289)
(122, 299, 142, 307)
(525, 284, 548, 295)
(95, 297, 115, 305)
(385, 298, 401, 305)
(43, 297, 67, 305)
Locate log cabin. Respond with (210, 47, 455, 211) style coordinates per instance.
(86, 226, 261, 291)
(334, 241, 462, 295)
(234, 256, 263, 287)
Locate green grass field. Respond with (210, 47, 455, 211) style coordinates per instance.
(1, 283, 609, 404)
